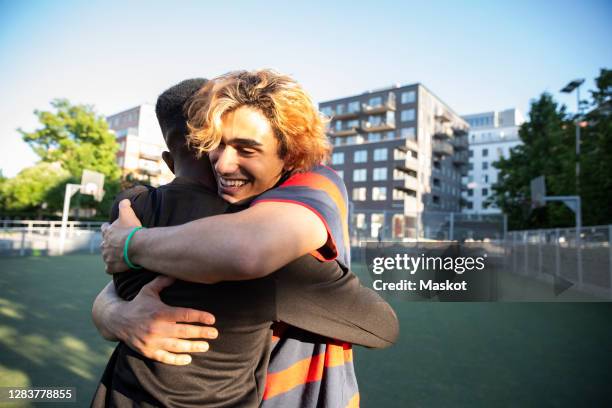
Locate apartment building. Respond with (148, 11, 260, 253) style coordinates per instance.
(106, 104, 173, 186)
(320, 84, 469, 241)
(461, 109, 524, 214)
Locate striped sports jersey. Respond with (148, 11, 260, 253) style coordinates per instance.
(253, 165, 359, 408)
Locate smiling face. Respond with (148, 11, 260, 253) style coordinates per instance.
(209, 105, 287, 203)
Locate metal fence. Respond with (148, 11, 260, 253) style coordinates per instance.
(0, 220, 104, 256)
(504, 225, 612, 299)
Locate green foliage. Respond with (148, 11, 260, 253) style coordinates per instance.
(19, 99, 120, 181)
(0, 162, 70, 213)
(5, 99, 122, 218)
(490, 69, 612, 229)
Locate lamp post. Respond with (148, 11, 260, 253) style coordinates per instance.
(560, 78, 585, 197)
(560, 78, 585, 289)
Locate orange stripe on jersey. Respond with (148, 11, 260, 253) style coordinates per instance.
(325, 344, 353, 367)
(345, 392, 360, 408)
(263, 353, 326, 400)
(263, 345, 353, 400)
(280, 172, 349, 252)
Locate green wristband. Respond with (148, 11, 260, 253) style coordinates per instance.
(123, 226, 144, 269)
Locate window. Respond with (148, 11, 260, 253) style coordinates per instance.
(333, 137, 343, 146)
(354, 150, 367, 163)
(321, 106, 333, 116)
(385, 131, 395, 140)
(432, 195, 440, 205)
(433, 178, 441, 188)
(373, 148, 388, 161)
(371, 213, 384, 238)
(466, 201, 473, 210)
(401, 90, 416, 104)
(335, 121, 343, 131)
(401, 109, 415, 122)
(482, 162, 489, 170)
(482, 148, 489, 157)
(468, 149, 473, 158)
(353, 168, 367, 182)
(468, 189, 474, 197)
(348, 101, 360, 113)
(468, 163, 474, 171)
(352, 187, 367, 201)
(369, 96, 382, 107)
(394, 149, 406, 160)
(332, 152, 344, 165)
(484, 175, 489, 183)
(369, 115, 382, 126)
(393, 188, 405, 200)
(355, 213, 366, 228)
(400, 127, 415, 140)
(346, 119, 359, 128)
(373, 167, 387, 181)
(482, 188, 489, 196)
(336, 104, 345, 114)
(336, 170, 344, 179)
(368, 132, 381, 142)
(393, 169, 405, 180)
(433, 161, 441, 170)
(372, 187, 387, 201)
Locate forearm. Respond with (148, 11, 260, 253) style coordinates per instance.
(129, 204, 324, 284)
(91, 281, 129, 342)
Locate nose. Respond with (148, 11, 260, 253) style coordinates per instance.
(212, 145, 239, 175)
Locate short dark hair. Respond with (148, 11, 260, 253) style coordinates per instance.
(156, 78, 208, 151)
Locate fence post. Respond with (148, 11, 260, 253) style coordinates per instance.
(555, 228, 560, 280)
(538, 230, 542, 276)
(524, 231, 528, 275)
(20, 230, 26, 256)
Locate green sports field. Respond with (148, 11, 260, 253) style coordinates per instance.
(0, 256, 610, 407)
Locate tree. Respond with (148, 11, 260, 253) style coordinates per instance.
(17, 99, 121, 217)
(0, 162, 70, 214)
(580, 68, 612, 226)
(490, 69, 612, 229)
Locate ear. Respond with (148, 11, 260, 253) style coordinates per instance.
(162, 151, 175, 174)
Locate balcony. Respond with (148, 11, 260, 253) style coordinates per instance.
(139, 151, 160, 161)
(435, 111, 452, 123)
(453, 127, 468, 136)
(140, 167, 161, 176)
(452, 135, 468, 150)
(395, 155, 419, 172)
(334, 107, 361, 119)
(362, 98, 397, 114)
(361, 120, 395, 132)
(433, 140, 454, 157)
(453, 151, 469, 165)
(433, 126, 453, 140)
(400, 175, 419, 192)
(327, 125, 360, 136)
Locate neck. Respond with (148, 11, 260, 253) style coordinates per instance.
(173, 160, 216, 190)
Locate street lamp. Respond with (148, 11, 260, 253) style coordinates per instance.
(560, 78, 585, 290)
(560, 78, 585, 196)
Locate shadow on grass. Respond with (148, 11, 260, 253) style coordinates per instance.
(0, 256, 116, 407)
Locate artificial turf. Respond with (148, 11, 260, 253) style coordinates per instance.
(0, 255, 610, 407)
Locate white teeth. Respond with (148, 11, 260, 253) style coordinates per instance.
(219, 177, 247, 188)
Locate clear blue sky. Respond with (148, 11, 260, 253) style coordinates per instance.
(1, 0, 610, 176)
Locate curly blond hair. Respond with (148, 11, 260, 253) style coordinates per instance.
(186, 69, 330, 172)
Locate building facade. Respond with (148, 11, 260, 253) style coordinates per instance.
(106, 104, 174, 186)
(320, 84, 469, 242)
(461, 109, 524, 214)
